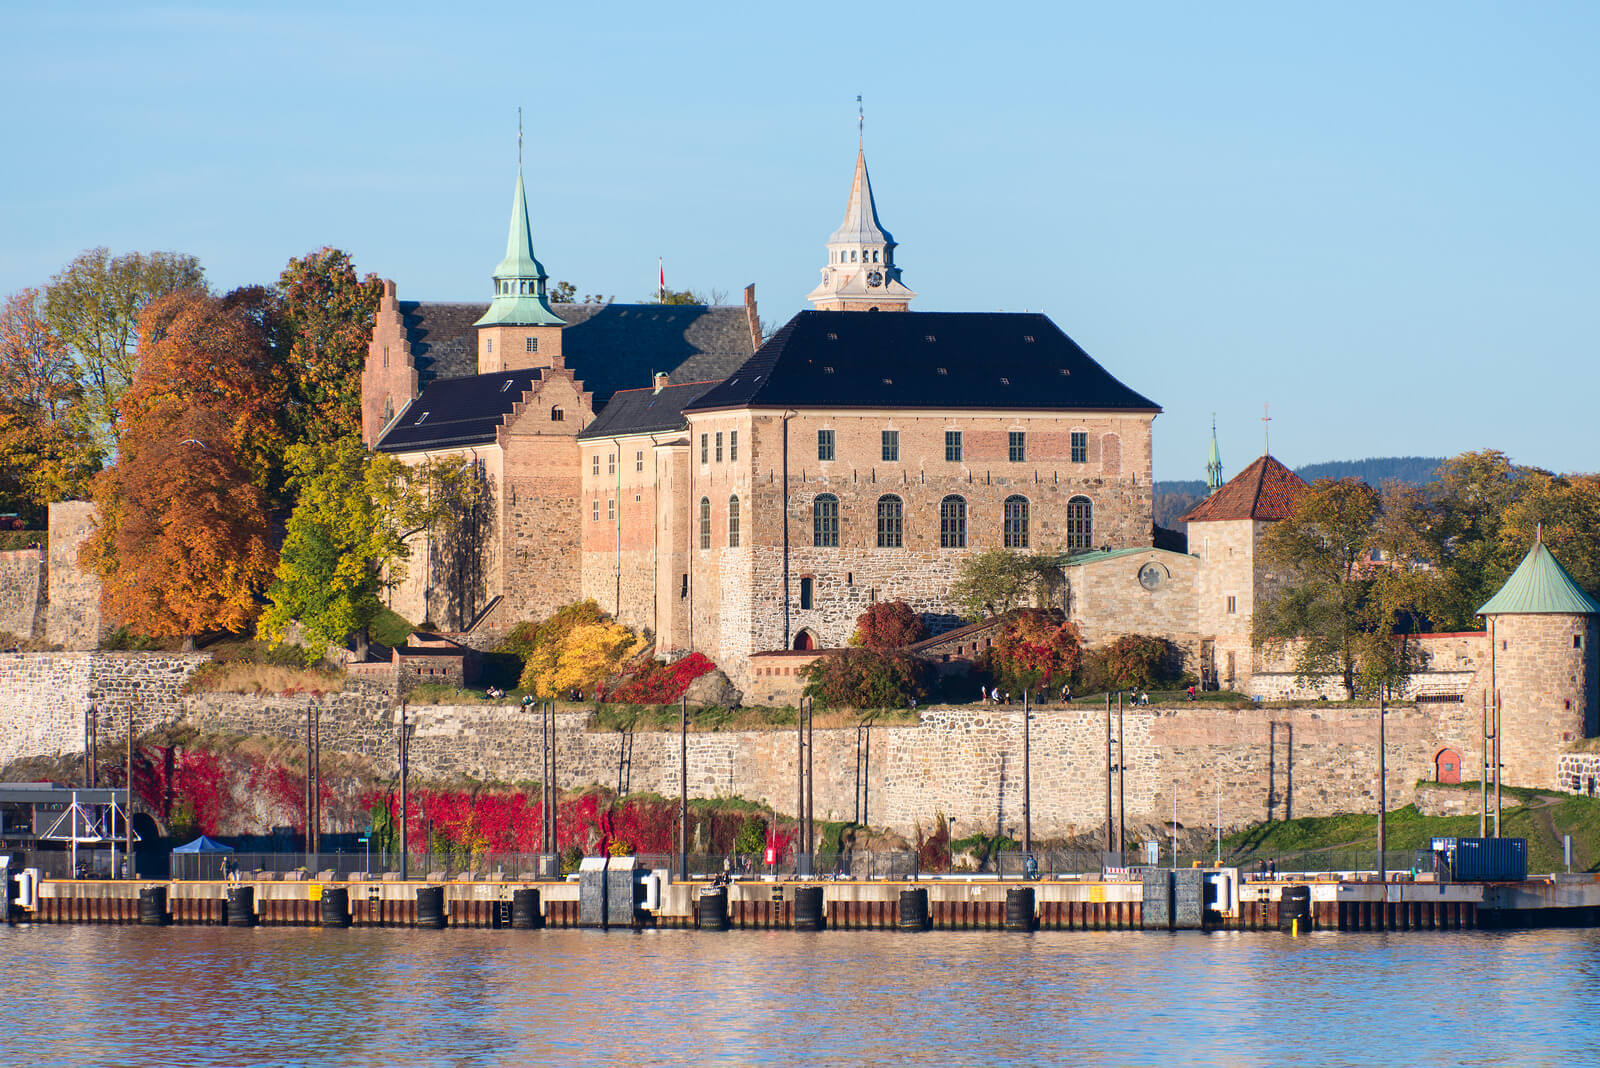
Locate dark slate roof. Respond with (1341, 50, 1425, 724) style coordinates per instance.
(577, 380, 722, 440)
(1178, 454, 1307, 523)
(401, 301, 754, 405)
(683, 310, 1160, 414)
(376, 369, 543, 452)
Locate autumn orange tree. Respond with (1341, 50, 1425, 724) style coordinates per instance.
(277, 248, 383, 448)
(0, 288, 98, 523)
(82, 290, 285, 646)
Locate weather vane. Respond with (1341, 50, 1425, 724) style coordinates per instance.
(857, 94, 864, 142)
(518, 106, 523, 166)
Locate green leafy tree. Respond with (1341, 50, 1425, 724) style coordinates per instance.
(1253, 478, 1422, 699)
(262, 435, 491, 662)
(949, 549, 1068, 620)
(802, 648, 931, 709)
(986, 609, 1083, 694)
(43, 248, 205, 449)
(277, 249, 383, 448)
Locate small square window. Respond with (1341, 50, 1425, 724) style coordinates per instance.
(1071, 431, 1088, 463)
(715, 431, 724, 463)
(881, 429, 899, 462)
(945, 430, 963, 463)
(817, 429, 835, 462)
(1009, 431, 1027, 463)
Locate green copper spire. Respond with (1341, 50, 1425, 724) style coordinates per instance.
(1205, 415, 1224, 494)
(1477, 536, 1600, 616)
(474, 165, 565, 327)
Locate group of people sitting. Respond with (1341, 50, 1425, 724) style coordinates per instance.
(976, 686, 1152, 706)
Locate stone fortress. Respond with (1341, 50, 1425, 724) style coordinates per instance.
(5, 132, 1599, 825)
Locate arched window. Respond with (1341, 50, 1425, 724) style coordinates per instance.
(814, 494, 839, 548)
(877, 495, 904, 548)
(940, 495, 966, 549)
(1003, 495, 1030, 549)
(728, 495, 741, 548)
(1067, 496, 1093, 552)
(699, 497, 711, 550)
(851, 250, 858, 262)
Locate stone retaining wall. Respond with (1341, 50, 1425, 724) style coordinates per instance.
(1557, 753, 1600, 796)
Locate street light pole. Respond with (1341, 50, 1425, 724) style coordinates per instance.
(1022, 690, 1031, 855)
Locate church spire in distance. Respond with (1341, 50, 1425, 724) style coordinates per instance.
(1206, 415, 1224, 494)
(807, 97, 915, 312)
(475, 113, 564, 328)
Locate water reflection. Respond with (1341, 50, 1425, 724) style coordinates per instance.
(3, 925, 1598, 1066)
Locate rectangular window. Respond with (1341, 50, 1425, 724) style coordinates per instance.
(486, 338, 493, 354)
(1009, 431, 1027, 463)
(607, 453, 615, 475)
(591, 455, 599, 476)
(591, 500, 599, 522)
(729, 430, 738, 462)
(681, 574, 688, 598)
(817, 429, 835, 462)
(700, 434, 709, 465)
(945, 430, 963, 463)
(1226, 595, 1237, 614)
(715, 432, 724, 462)
(607, 499, 615, 521)
(635, 450, 644, 472)
(525, 337, 538, 353)
(881, 429, 899, 462)
(1071, 431, 1088, 463)
(800, 577, 814, 610)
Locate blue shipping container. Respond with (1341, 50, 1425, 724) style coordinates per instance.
(1429, 837, 1526, 882)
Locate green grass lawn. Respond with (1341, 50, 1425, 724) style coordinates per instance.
(1222, 785, 1600, 874)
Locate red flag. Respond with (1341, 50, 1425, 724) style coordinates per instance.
(658, 257, 665, 300)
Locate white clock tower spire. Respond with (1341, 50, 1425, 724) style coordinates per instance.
(807, 99, 915, 312)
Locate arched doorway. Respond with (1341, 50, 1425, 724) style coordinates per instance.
(1434, 747, 1463, 785)
(793, 629, 818, 651)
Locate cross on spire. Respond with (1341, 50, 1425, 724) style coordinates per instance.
(857, 94, 864, 144)
(1262, 403, 1272, 455)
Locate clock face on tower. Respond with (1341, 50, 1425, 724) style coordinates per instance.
(866, 270, 884, 287)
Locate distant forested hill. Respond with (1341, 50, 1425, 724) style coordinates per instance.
(1152, 457, 1446, 527)
(1294, 457, 1444, 485)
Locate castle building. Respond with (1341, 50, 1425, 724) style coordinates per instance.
(364, 143, 1166, 687)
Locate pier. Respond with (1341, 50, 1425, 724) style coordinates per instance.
(17, 870, 1600, 932)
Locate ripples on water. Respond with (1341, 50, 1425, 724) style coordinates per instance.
(3, 924, 1598, 1067)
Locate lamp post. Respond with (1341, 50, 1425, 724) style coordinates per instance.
(1022, 690, 1031, 855)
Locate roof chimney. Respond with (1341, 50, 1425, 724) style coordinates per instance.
(744, 283, 761, 352)
(653, 371, 669, 394)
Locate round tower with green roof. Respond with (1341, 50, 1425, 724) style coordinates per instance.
(1478, 536, 1600, 789)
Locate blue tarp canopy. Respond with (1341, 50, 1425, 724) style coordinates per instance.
(172, 835, 234, 854)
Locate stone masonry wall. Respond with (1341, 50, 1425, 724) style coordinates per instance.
(46, 501, 105, 650)
(1556, 753, 1600, 796)
(0, 549, 44, 641)
(0, 654, 1522, 837)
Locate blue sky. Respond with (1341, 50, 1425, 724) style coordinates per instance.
(3, 2, 1596, 482)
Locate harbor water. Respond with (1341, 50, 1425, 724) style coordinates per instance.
(3, 925, 1597, 1066)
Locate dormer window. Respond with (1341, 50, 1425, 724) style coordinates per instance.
(415, 411, 430, 425)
